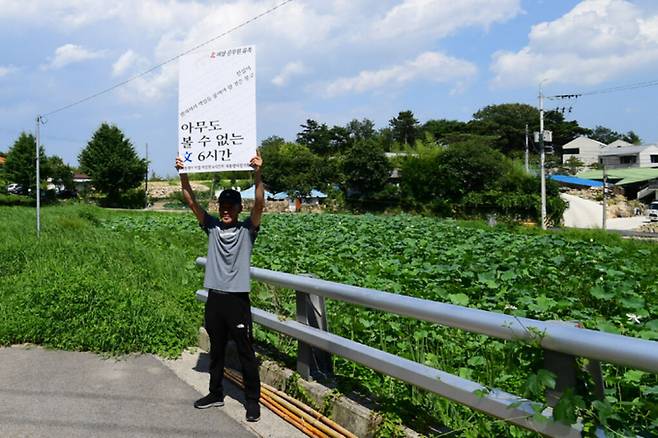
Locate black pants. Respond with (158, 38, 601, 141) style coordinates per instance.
(205, 291, 260, 402)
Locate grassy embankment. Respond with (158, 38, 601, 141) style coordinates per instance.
(0, 204, 205, 356)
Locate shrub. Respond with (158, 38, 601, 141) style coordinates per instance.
(99, 189, 146, 209)
(0, 194, 35, 206)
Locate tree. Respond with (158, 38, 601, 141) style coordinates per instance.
(622, 130, 641, 145)
(297, 119, 333, 155)
(563, 156, 585, 175)
(341, 138, 391, 197)
(78, 123, 147, 200)
(585, 125, 641, 145)
(399, 138, 566, 222)
(434, 140, 510, 203)
(587, 125, 621, 145)
(543, 110, 589, 150)
(259, 138, 330, 195)
(45, 155, 74, 190)
(329, 118, 378, 153)
(471, 103, 588, 155)
(399, 140, 445, 211)
(346, 118, 376, 142)
(470, 103, 538, 154)
(421, 119, 468, 143)
(389, 111, 419, 146)
(4, 132, 48, 195)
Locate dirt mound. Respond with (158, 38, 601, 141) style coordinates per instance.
(638, 222, 658, 233)
(147, 181, 209, 199)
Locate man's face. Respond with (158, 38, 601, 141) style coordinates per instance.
(218, 202, 242, 225)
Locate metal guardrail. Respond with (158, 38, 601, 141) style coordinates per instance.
(195, 257, 658, 436)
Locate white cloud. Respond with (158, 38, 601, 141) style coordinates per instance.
(272, 61, 308, 86)
(111, 50, 148, 77)
(43, 44, 105, 70)
(322, 51, 477, 97)
(491, 0, 658, 87)
(0, 0, 198, 30)
(369, 0, 522, 40)
(1, 1, 516, 103)
(114, 63, 178, 103)
(0, 65, 17, 78)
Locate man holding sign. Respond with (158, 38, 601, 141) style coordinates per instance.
(175, 152, 264, 422)
(177, 45, 262, 421)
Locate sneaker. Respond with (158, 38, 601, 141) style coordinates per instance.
(245, 401, 261, 422)
(194, 393, 224, 409)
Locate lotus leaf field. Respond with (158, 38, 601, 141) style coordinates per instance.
(1, 205, 657, 436)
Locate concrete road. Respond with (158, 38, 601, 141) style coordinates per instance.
(561, 193, 651, 230)
(561, 193, 604, 229)
(0, 345, 303, 438)
(159, 349, 306, 438)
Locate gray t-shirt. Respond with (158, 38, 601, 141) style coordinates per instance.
(201, 212, 258, 293)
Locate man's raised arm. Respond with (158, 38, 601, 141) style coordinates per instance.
(249, 151, 264, 228)
(175, 156, 206, 225)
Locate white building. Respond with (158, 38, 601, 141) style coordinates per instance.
(561, 137, 607, 165)
(607, 139, 634, 149)
(598, 144, 658, 169)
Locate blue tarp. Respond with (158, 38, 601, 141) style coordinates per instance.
(234, 185, 273, 200)
(549, 175, 604, 187)
(271, 190, 327, 200)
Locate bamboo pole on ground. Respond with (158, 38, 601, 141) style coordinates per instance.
(223, 368, 330, 438)
(224, 368, 355, 438)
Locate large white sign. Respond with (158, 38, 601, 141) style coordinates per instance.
(178, 46, 256, 173)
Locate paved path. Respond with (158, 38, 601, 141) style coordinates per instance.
(0, 345, 304, 438)
(561, 193, 651, 230)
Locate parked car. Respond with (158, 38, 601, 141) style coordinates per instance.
(58, 189, 78, 199)
(7, 183, 22, 194)
(648, 201, 658, 222)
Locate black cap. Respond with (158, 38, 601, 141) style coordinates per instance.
(217, 189, 242, 206)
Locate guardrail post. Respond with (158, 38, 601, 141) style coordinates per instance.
(296, 275, 332, 381)
(543, 321, 604, 407)
(543, 348, 578, 407)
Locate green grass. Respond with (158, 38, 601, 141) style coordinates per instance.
(0, 205, 205, 357)
(1, 205, 657, 436)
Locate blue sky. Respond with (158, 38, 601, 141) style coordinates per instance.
(3, 0, 658, 177)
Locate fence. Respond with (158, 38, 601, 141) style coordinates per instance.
(195, 257, 658, 437)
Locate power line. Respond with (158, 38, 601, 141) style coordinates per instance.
(43, 0, 294, 117)
(547, 78, 658, 100)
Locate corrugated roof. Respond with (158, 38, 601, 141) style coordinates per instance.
(577, 168, 658, 185)
(549, 175, 603, 187)
(599, 144, 658, 156)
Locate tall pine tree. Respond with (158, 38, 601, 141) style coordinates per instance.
(79, 123, 146, 200)
(5, 132, 48, 195)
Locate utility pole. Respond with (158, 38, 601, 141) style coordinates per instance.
(35, 115, 42, 237)
(144, 142, 149, 209)
(539, 84, 547, 230)
(602, 165, 608, 230)
(525, 124, 529, 173)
